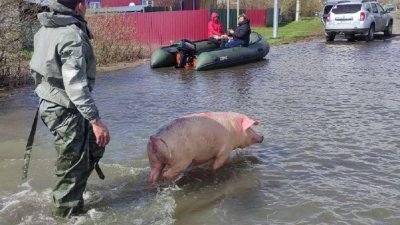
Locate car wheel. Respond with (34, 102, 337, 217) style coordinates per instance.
(346, 34, 355, 42)
(365, 25, 374, 42)
(326, 33, 335, 42)
(384, 22, 393, 37)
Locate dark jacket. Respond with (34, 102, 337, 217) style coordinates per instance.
(233, 18, 251, 46)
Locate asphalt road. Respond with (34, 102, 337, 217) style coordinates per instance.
(392, 11, 400, 38)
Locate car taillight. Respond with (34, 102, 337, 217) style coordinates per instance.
(327, 13, 330, 22)
(360, 12, 366, 21)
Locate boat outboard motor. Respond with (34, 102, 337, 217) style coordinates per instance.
(176, 39, 196, 68)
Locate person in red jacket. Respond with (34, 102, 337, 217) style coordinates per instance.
(208, 12, 226, 38)
(208, 12, 228, 47)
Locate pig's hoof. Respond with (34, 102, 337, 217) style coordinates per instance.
(172, 173, 184, 183)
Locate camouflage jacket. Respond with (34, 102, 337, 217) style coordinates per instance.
(30, 2, 99, 122)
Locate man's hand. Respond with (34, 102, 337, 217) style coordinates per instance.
(91, 119, 110, 147)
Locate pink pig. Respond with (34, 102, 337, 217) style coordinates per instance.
(147, 112, 263, 185)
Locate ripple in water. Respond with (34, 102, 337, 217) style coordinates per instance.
(1, 40, 400, 224)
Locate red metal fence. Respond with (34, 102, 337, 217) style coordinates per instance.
(89, 10, 208, 46)
(246, 9, 267, 27)
(89, 9, 267, 46)
(131, 10, 209, 45)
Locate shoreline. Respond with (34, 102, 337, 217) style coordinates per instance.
(1, 11, 399, 100)
(96, 59, 149, 73)
(0, 59, 149, 101)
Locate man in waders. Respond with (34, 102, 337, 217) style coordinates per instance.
(29, 0, 110, 217)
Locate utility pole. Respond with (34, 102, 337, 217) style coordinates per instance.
(236, 0, 239, 22)
(226, 0, 240, 32)
(227, 0, 230, 31)
(273, 0, 279, 38)
(296, 0, 301, 21)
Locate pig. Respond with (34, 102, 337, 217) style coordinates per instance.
(147, 112, 263, 185)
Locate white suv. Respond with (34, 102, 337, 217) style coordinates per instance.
(324, 0, 393, 42)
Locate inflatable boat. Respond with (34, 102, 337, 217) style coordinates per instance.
(150, 32, 270, 71)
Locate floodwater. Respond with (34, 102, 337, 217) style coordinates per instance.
(1, 39, 400, 225)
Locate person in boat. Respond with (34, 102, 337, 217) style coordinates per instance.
(208, 12, 228, 47)
(225, 14, 251, 48)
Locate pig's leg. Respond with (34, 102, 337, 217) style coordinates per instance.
(148, 163, 166, 185)
(162, 160, 192, 180)
(212, 151, 230, 170)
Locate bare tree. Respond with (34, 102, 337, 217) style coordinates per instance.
(240, 0, 273, 9)
(301, 0, 323, 17)
(262, 0, 323, 21)
(0, 0, 43, 88)
(213, 0, 322, 21)
(152, 0, 180, 7)
(87, 14, 149, 66)
(0, 0, 23, 88)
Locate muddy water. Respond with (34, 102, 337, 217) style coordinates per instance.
(1, 39, 400, 225)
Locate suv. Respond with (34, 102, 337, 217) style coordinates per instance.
(320, 0, 350, 25)
(384, 4, 396, 12)
(324, 0, 393, 42)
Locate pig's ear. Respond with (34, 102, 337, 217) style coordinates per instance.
(150, 136, 167, 153)
(241, 118, 260, 131)
(150, 136, 159, 143)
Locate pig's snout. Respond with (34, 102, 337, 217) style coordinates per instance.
(253, 135, 264, 143)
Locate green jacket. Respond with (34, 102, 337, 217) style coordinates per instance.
(30, 2, 99, 122)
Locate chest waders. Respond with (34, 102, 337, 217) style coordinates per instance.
(22, 108, 105, 182)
